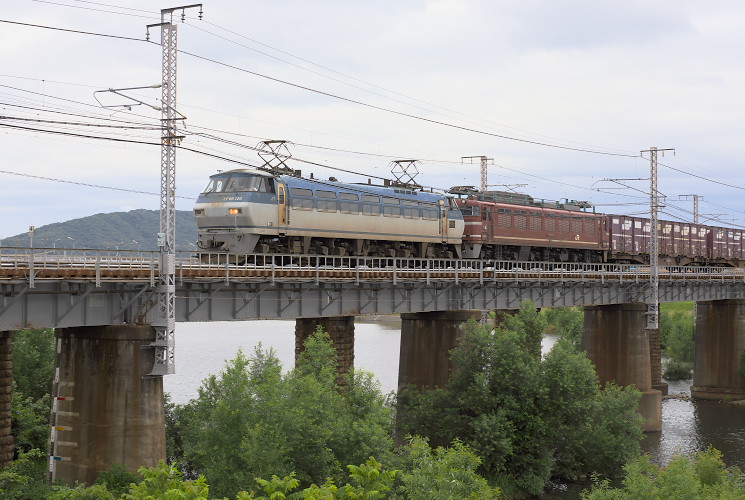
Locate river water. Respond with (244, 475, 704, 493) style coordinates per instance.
(164, 319, 745, 497)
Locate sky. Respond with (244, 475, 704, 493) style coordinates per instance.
(1, 0, 744, 244)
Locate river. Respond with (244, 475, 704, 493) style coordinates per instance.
(164, 319, 745, 497)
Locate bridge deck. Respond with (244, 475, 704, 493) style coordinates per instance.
(2, 247, 745, 329)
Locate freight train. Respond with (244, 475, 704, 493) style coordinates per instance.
(194, 168, 745, 267)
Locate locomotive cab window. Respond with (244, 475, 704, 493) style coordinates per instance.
(225, 175, 274, 193)
(203, 177, 227, 193)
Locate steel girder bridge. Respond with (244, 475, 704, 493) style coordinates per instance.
(2, 247, 745, 330)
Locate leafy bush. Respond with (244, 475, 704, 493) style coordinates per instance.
(581, 446, 745, 499)
(0, 448, 48, 500)
(396, 436, 501, 499)
(663, 359, 693, 381)
(94, 464, 141, 497)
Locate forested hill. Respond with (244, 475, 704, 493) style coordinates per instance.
(1, 209, 198, 251)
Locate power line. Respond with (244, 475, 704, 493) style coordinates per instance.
(2, 15, 646, 159)
(31, 0, 158, 19)
(0, 168, 194, 199)
(656, 159, 745, 192)
(177, 47, 638, 158)
(0, 18, 149, 41)
(0, 114, 162, 130)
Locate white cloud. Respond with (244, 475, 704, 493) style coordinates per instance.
(1, 0, 744, 238)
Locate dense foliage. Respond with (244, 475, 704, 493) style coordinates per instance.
(12, 329, 56, 454)
(659, 302, 695, 381)
(543, 306, 584, 350)
(169, 329, 395, 498)
(398, 303, 644, 496)
(581, 447, 745, 499)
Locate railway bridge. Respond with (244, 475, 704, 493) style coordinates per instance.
(1, 247, 744, 483)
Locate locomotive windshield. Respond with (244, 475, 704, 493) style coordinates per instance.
(202, 174, 275, 194)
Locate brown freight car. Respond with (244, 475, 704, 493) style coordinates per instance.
(455, 198, 608, 262)
(607, 215, 745, 266)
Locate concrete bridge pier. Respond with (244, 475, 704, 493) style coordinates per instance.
(398, 310, 482, 390)
(691, 299, 745, 400)
(52, 325, 165, 484)
(295, 316, 355, 381)
(583, 303, 662, 432)
(0, 331, 13, 470)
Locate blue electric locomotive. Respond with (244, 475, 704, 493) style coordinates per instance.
(194, 168, 465, 258)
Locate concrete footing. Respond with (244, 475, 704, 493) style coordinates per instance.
(398, 310, 482, 390)
(0, 331, 13, 470)
(295, 316, 355, 381)
(52, 325, 165, 484)
(691, 299, 745, 401)
(583, 303, 662, 432)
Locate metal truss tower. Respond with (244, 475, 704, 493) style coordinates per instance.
(642, 146, 674, 329)
(146, 4, 202, 375)
(461, 155, 493, 192)
(680, 194, 702, 224)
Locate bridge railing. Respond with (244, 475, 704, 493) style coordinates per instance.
(2, 247, 745, 285)
(174, 252, 745, 285)
(0, 247, 159, 286)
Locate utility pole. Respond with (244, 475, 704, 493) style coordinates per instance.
(641, 146, 674, 329)
(462, 156, 493, 192)
(679, 194, 702, 224)
(145, 4, 202, 376)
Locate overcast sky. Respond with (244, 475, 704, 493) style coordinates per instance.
(2, 0, 744, 243)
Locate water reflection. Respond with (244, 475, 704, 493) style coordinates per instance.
(642, 379, 745, 470)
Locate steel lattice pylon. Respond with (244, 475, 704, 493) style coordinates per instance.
(642, 146, 674, 330)
(149, 16, 178, 376)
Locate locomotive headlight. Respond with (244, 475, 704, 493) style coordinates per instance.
(194, 209, 205, 216)
(229, 208, 242, 215)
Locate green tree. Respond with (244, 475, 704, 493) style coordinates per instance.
(542, 339, 643, 479)
(12, 329, 56, 400)
(542, 338, 600, 478)
(502, 300, 546, 359)
(11, 392, 51, 453)
(11, 329, 56, 456)
(174, 332, 393, 498)
(583, 383, 643, 477)
(659, 309, 695, 380)
(543, 307, 584, 350)
(399, 319, 551, 495)
(398, 302, 644, 496)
